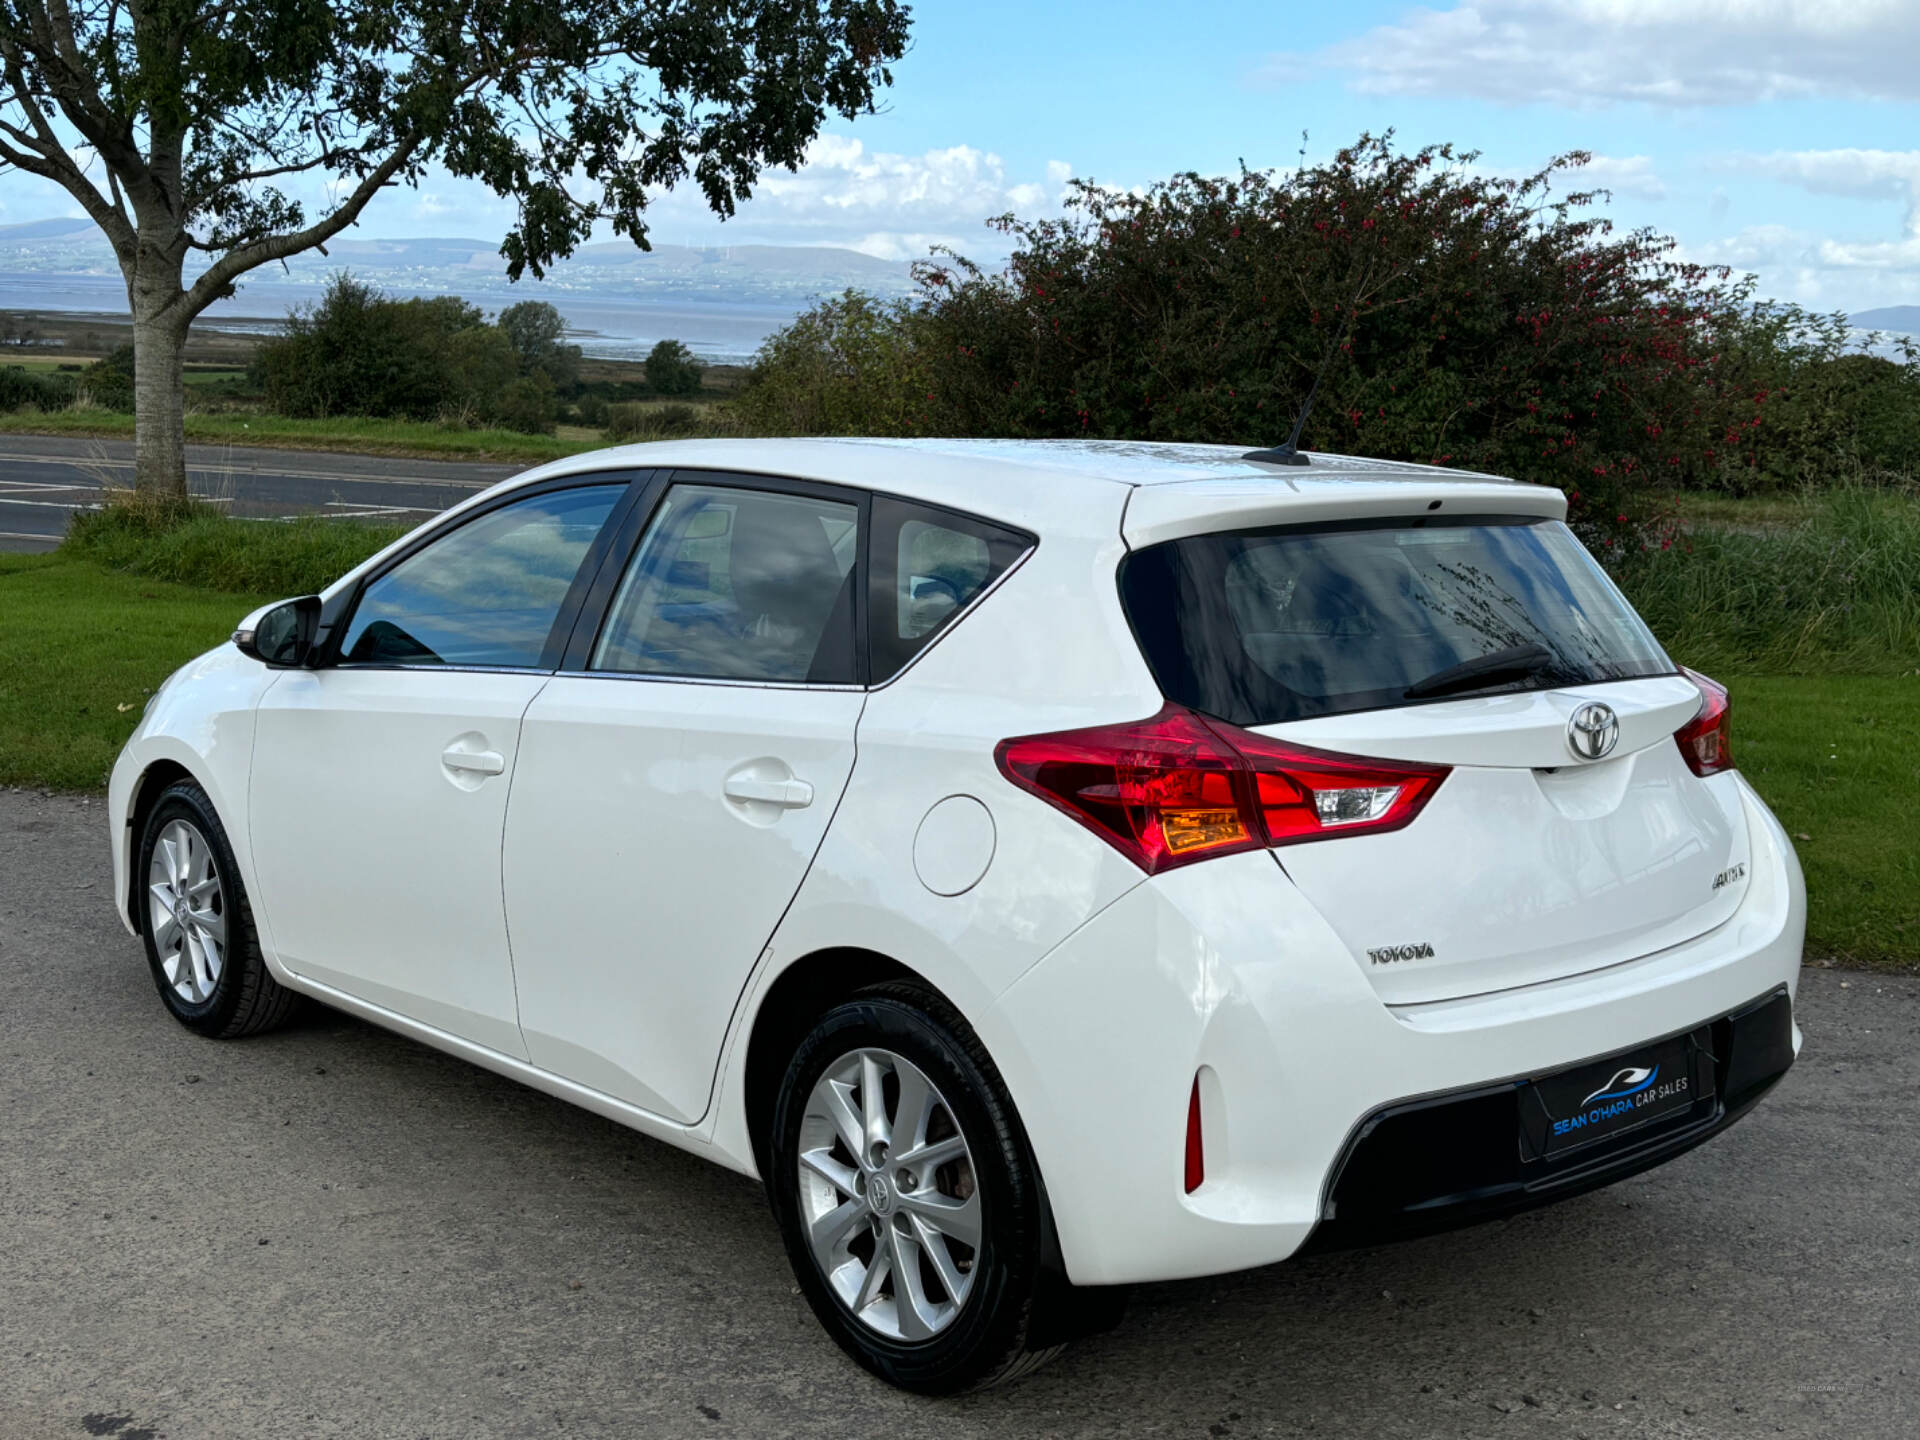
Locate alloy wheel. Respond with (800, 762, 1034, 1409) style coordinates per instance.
(797, 1047, 981, 1341)
(148, 818, 226, 1005)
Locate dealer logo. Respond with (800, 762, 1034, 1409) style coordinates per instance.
(1579, 1065, 1659, 1108)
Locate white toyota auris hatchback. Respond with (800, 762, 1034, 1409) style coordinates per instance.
(109, 439, 1804, 1392)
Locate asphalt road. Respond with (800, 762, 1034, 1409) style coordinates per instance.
(0, 434, 520, 550)
(1, 788, 1914, 1440)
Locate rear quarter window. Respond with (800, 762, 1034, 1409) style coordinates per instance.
(868, 497, 1033, 682)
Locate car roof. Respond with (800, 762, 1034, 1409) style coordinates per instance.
(511, 437, 1550, 541)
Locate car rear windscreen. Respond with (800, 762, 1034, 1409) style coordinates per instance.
(1119, 516, 1675, 725)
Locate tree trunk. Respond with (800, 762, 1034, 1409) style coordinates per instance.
(128, 228, 191, 501)
(131, 306, 189, 500)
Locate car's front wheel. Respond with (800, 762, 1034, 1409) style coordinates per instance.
(770, 982, 1092, 1393)
(138, 779, 299, 1038)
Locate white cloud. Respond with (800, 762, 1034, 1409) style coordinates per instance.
(841, 231, 977, 262)
(1296, 0, 1920, 107)
(1682, 152, 1920, 307)
(1718, 148, 1920, 231)
(647, 134, 1074, 258)
(1565, 153, 1666, 199)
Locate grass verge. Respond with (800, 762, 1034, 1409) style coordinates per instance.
(64, 498, 407, 595)
(2, 552, 1911, 968)
(1730, 674, 1918, 971)
(0, 552, 269, 791)
(0, 408, 601, 463)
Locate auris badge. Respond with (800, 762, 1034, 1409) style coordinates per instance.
(1566, 701, 1619, 762)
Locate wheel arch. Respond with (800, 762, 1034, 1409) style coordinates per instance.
(739, 946, 920, 1180)
(123, 757, 196, 932)
(734, 942, 1124, 1345)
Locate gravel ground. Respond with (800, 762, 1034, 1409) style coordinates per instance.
(1, 787, 1913, 1439)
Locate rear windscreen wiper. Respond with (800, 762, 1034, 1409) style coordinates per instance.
(1404, 643, 1555, 700)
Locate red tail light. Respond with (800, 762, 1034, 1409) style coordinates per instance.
(994, 704, 1450, 875)
(1675, 668, 1734, 777)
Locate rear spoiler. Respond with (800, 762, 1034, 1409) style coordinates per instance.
(1122, 476, 1567, 549)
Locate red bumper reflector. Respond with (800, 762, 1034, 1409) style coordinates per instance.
(1184, 1076, 1205, 1193)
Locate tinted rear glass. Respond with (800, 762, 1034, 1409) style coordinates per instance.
(1120, 517, 1674, 725)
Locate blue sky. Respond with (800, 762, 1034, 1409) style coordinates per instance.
(10, 0, 1920, 310)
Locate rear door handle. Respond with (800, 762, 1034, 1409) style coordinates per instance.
(442, 747, 506, 776)
(723, 774, 815, 808)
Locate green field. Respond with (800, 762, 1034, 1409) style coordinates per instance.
(0, 408, 599, 463)
(2, 545, 1911, 969)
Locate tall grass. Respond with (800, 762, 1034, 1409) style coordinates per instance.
(602, 399, 744, 442)
(1615, 485, 1920, 675)
(63, 493, 408, 596)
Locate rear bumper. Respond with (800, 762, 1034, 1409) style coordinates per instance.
(1300, 985, 1795, 1253)
(982, 775, 1804, 1286)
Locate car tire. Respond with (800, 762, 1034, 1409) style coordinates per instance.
(137, 779, 300, 1039)
(769, 981, 1082, 1393)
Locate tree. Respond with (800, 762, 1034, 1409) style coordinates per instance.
(498, 300, 580, 390)
(646, 338, 704, 396)
(0, 1, 910, 497)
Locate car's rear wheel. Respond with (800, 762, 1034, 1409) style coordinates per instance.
(138, 779, 299, 1038)
(770, 982, 1081, 1393)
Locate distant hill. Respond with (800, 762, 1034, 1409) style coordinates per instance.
(1850, 306, 1920, 336)
(0, 216, 98, 241)
(0, 223, 918, 309)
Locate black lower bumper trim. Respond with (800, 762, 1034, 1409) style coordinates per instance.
(1299, 986, 1796, 1254)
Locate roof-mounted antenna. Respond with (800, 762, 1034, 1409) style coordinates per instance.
(1244, 284, 1365, 469)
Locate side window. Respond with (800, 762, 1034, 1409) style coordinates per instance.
(338, 484, 623, 668)
(869, 496, 1032, 682)
(591, 482, 861, 683)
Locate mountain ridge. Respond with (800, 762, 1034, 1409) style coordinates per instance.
(1850, 306, 1920, 337)
(0, 221, 918, 297)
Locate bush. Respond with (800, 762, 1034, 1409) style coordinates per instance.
(740, 134, 1920, 539)
(493, 373, 559, 435)
(573, 393, 610, 427)
(63, 492, 408, 596)
(1701, 309, 1920, 493)
(255, 274, 535, 423)
(645, 339, 704, 397)
(735, 291, 930, 435)
(604, 401, 702, 442)
(443, 325, 520, 419)
(0, 366, 77, 412)
(81, 344, 135, 410)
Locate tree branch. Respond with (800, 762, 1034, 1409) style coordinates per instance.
(0, 13, 149, 187)
(0, 84, 137, 267)
(181, 136, 423, 317)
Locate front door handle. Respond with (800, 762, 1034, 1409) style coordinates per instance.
(723, 774, 815, 808)
(442, 747, 506, 776)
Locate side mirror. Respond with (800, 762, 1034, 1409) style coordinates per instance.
(234, 596, 321, 667)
